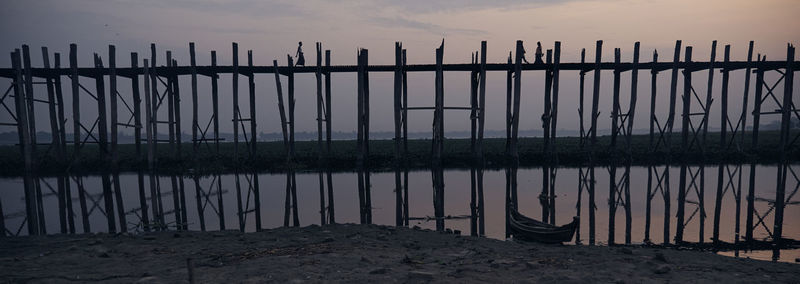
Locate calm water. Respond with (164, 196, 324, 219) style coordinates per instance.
(1, 165, 798, 263)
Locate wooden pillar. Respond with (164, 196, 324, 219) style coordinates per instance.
(315, 43, 326, 225)
(402, 48, 409, 227)
(542, 48, 553, 223)
(477, 41, 487, 236)
(109, 46, 127, 232)
(42, 46, 67, 233)
(190, 43, 198, 154)
(713, 44, 731, 244)
(246, 50, 261, 231)
(143, 59, 160, 230)
(676, 46, 692, 243)
(93, 53, 117, 233)
(70, 45, 81, 159)
(734, 41, 754, 246)
(588, 40, 603, 245)
(394, 42, 403, 227)
(232, 43, 239, 161)
(663, 40, 681, 245)
(746, 54, 764, 243)
(645, 49, 658, 243)
(11, 49, 36, 236)
(325, 49, 335, 224)
(173, 58, 187, 231)
(624, 42, 640, 245)
(150, 44, 159, 165)
(54, 53, 75, 234)
(21, 46, 45, 235)
(212, 51, 225, 230)
(773, 44, 794, 249)
(131, 52, 149, 232)
(698, 41, 717, 244)
(549, 42, 561, 226)
(576, 48, 586, 245)
(608, 47, 621, 245)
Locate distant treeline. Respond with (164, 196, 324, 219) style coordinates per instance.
(0, 130, 796, 177)
(0, 117, 795, 145)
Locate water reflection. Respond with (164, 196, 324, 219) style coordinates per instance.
(0, 165, 797, 263)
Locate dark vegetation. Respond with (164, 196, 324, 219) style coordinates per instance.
(0, 131, 796, 176)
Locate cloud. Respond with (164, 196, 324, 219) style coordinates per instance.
(369, 16, 486, 36)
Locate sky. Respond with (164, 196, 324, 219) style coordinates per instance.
(1, 0, 798, 138)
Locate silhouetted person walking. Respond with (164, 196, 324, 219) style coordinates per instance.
(534, 41, 544, 64)
(295, 42, 305, 66)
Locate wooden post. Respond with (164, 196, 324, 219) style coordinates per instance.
(698, 41, 717, 244)
(42, 46, 67, 233)
(288, 55, 300, 227)
(663, 40, 682, 245)
(402, 49, 409, 227)
(394, 42, 403, 226)
(70, 45, 81, 159)
(109, 46, 127, 232)
(589, 40, 603, 245)
(232, 43, 239, 162)
(713, 44, 731, 244)
(173, 58, 187, 231)
(144, 59, 160, 230)
(54, 53, 76, 234)
(624, 42, 640, 245)
(542, 49, 553, 223)
(645, 49, 658, 243)
(190, 43, 198, 154)
(470, 51, 478, 235)
(477, 41, 487, 236)
(315, 43, 326, 225)
(93, 53, 117, 233)
(608, 48, 621, 245)
(325, 49, 335, 224)
(549, 42, 561, 226)
(735, 41, 753, 246)
(676, 46, 692, 243)
(246, 51, 261, 231)
(773, 44, 794, 249)
(21, 46, 37, 165)
(212, 51, 225, 230)
(11, 49, 37, 236)
(576, 48, 586, 245)
(746, 54, 764, 243)
(131, 52, 149, 232)
(150, 44, 159, 165)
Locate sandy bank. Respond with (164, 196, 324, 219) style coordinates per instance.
(1, 224, 798, 283)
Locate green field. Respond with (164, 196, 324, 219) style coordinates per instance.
(0, 131, 796, 176)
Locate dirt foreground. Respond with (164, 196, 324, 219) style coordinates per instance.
(1, 224, 798, 283)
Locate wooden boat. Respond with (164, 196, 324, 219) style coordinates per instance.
(508, 209, 578, 244)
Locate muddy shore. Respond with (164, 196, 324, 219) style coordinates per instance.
(1, 224, 798, 283)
